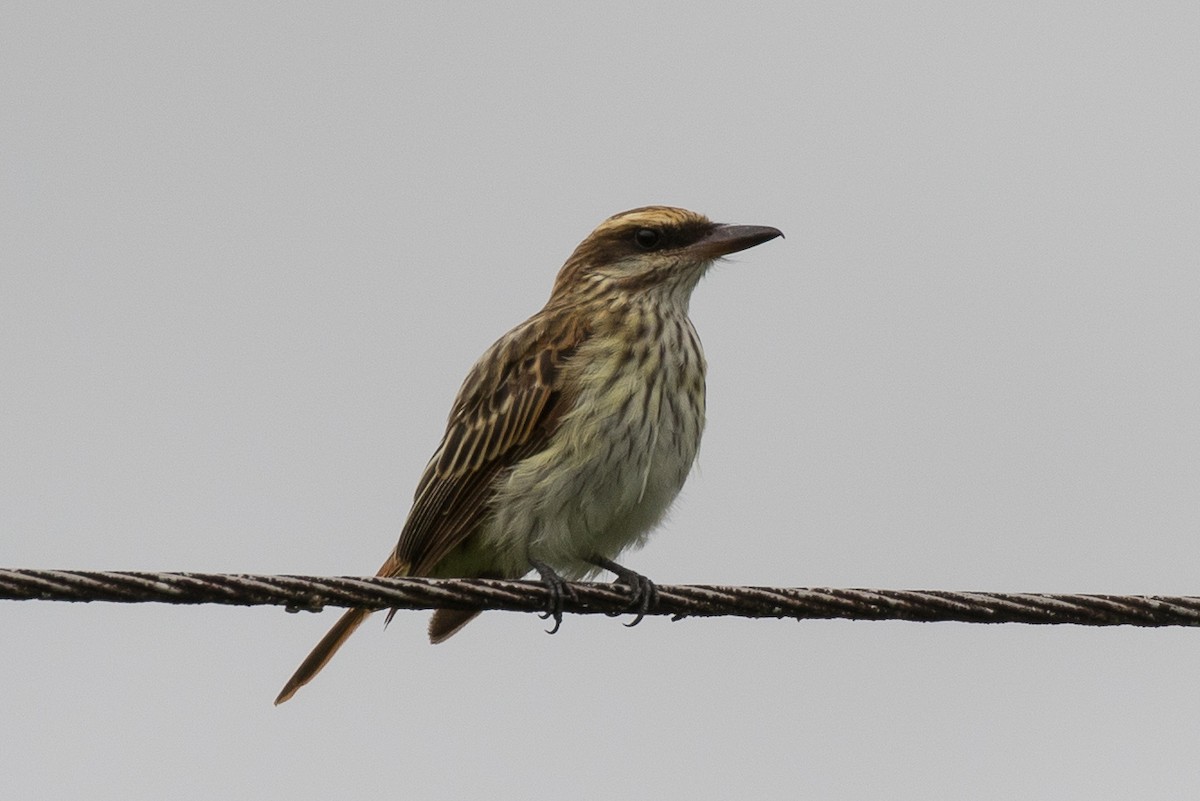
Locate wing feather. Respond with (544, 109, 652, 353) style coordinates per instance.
(390, 314, 585, 576)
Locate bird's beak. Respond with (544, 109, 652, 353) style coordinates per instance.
(688, 224, 784, 259)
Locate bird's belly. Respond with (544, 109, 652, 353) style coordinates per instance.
(483, 343, 705, 578)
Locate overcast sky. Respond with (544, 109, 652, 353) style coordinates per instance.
(3, 3, 1200, 799)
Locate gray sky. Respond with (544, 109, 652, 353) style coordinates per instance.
(3, 3, 1199, 798)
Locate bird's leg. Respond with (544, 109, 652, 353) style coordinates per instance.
(528, 558, 575, 635)
(587, 556, 658, 627)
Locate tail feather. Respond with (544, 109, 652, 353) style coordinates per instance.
(275, 552, 409, 705)
(428, 608, 482, 644)
(274, 607, 371, 705)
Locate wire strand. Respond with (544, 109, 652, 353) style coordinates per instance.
(2, 569, 1199, 626)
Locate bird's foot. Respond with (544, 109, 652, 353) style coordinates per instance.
(529, 559, 576, 635)
(588, 556, 658, 627)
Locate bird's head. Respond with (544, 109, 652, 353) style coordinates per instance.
(549, 206, 782, 307)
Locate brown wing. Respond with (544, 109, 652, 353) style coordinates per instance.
(389, 312, 586, 576)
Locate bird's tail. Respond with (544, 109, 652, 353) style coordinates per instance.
(428, 608, 482, 643)
(274, 553, 408, 705)
(274, 606, 371, 705)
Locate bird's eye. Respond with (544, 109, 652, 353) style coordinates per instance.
(633, 228, 662, 250)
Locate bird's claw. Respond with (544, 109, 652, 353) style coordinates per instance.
(530, 559, 575, 634)
(615, 571, 658, 627)
(589, 556, 658, 627)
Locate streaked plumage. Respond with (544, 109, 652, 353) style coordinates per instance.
(275, 206, 781, 704)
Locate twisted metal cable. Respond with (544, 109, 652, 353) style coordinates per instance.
(2, 568, 1199, 626)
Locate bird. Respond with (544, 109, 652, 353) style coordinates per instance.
(275, 205, 782, 704)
